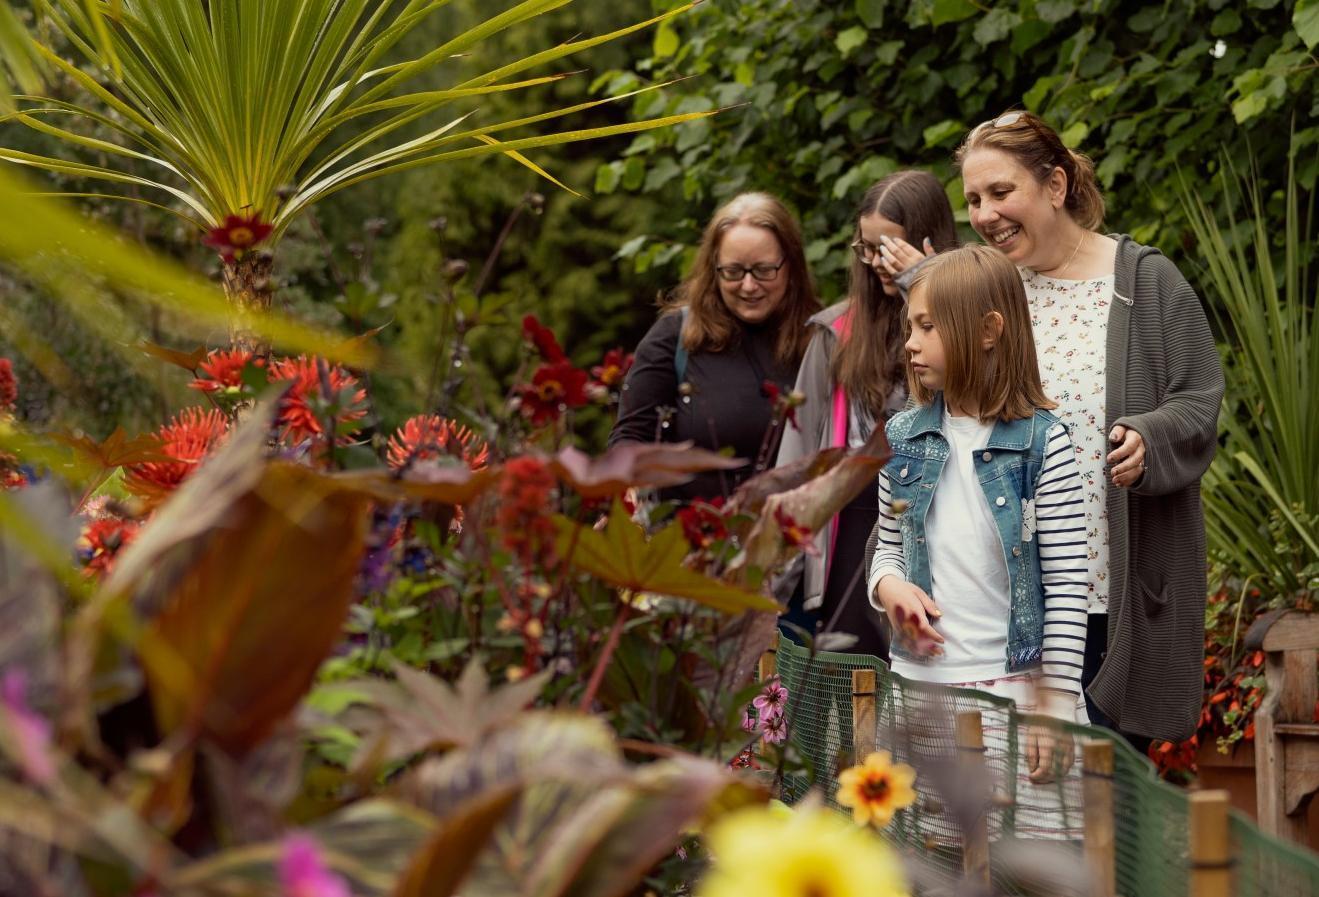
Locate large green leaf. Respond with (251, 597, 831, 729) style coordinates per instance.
(554, 500, 778, 614)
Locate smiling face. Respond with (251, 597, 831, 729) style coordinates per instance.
(903, 283, 946, 393)
(716, 223, 788, 325)
(961, 148, 1068, 271)
(857, 213, 907, 298)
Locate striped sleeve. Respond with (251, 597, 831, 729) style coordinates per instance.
(866, 470, 907, 611)
(1035, 423, 1089, 700)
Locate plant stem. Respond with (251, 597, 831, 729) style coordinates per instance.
(579, 601, 632, 712)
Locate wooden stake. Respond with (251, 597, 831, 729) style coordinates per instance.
(1082, 740, 1116, 897)
(851, 668, 877, 759)
(758, 646, 777, 683)
(955, 710, 990, 889)
(1189, 790, 1233, 897)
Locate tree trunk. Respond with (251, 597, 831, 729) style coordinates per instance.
(220, 253, 274, 353)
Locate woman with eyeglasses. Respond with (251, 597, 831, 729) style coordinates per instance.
(776, 171, 958, 658)
(956, 110, 1224, 750)
(609, 192, 820, 501)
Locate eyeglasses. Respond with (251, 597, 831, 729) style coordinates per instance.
(850, 238, 881, 263)
(715, 260, 786, 282)
(991, 111, 1025, 128)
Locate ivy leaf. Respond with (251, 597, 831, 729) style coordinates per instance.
(594, 161, 621, 195)
(653, 22, 679, 59)
(1035, 0, 1076, 23)
(923, 118, 965, 148)
(554, 500, 778, 614)
(835, 26, 867, 58)
(1296, 0, 1319, 49)
(931, 0, 978, 26)
(855, 0, 884, 29)
(973, 8, 1023, 45)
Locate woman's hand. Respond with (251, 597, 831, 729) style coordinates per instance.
(1025, 720, 1075, 784)
(1107, 424, 1146, 488)
(874, 576, 944, 656)
(878, 235, 935, 276)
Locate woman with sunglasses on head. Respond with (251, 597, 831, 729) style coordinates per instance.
(776, 171, 958, 658)
(955, 111, 1224, 751)
(609, 192, 821, 501)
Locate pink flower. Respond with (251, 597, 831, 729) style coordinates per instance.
(760, 712, 788, 745)
(278, 833, 351, 897)
(752, 678, 788, 720)
(0, 669, 55, 785)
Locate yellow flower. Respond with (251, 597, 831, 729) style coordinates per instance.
(697, 805, 908, 897)
(836, 751, 917, 828)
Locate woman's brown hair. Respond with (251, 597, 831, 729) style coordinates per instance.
(954, 110, 1105, 231)
(835, 170, 958, 418)
(667, 192, 819, 365)
(906, 244, 1055, 423)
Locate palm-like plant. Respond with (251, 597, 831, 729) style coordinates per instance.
(1, 0, 705, 343)
(1182, 155, 1318, 606)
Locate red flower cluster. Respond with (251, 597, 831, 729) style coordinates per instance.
(763, 380, 803, 431)
(0, 358, 17, 410)
(124, 407, 229, 503)
(80, 517, 140, 578)
(515, 315, 589, 426)
(266, 356, 368, 445)
(676, 497, 728, 550)
(190, 348, 263, 393)
(203, 213, 273, 263)
(496, 456, 558, 567)
(385, 415, 489, 471)
(774, 506, 817, 554)
(591, 348, 634, 390)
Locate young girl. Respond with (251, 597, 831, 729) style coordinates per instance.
(776, 171, 957, 659)
(866, 244, 1089, 800)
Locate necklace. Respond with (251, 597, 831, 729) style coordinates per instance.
(1041, 231, 1086, 278)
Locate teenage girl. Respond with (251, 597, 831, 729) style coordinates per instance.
(867, 244, 1089, 798)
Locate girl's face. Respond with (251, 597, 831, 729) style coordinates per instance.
(903, 284, 946, 391)
(857, 213, 907, 298)
(961, 148, 1067, 271)
(716, 223, 788, 325)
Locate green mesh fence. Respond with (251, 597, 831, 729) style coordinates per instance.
(771, 634, 1319, 897)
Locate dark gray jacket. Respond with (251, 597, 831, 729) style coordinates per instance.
(1087, 235, 1224, 743)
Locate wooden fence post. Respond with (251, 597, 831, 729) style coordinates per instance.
(1190, 790, 1234, 897)
(851, 668, 877, 760)
(1082, 740, 1116, 897)
(758, 645, 777, 684)
(955, 710, 990, 889)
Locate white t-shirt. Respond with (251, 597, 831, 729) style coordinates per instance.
(1022, 270, 1114, 614)
(890, 411, 1008, 685)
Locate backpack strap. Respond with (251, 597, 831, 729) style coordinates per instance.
(674, 306, 690, 383)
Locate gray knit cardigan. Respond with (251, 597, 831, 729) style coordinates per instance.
(862, 236, 1224, 743)
(1087, 235, 1223, 743)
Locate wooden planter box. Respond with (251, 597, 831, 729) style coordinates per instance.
(1196, 736, 1319, 852)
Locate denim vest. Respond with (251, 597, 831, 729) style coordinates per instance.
(883, 395, 1062, 672)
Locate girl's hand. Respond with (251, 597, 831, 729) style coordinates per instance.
(1025, 689, 1077, 783)
(878, 235, 935, 276)
(874, 577, 944, 655)
(1107, 424, 1146, 488)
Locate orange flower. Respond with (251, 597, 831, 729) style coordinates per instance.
(123, 407, 229, 503)
(385, 415, 489, 471)
(266, 356, 367, 446)
(190, 348, 263, 393)
(836, 750, 917, 828)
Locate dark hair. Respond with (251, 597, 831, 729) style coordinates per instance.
(836, 170, 958, 418)
(667, 191, 819, 365)
(955, 110, 1105, 231)
(906, 244, 1056, 422)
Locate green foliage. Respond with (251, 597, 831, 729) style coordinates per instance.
(598, 0, 1319, 299)
(1184, 153, 1319, 607)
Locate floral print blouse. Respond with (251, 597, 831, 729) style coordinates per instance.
(1022, 269, 1114, 614)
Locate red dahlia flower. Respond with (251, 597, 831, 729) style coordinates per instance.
(266, 356, 368, 445)
(591, 348, 634, 389)
(522, 314, 567, 363)
(124, 407, 229, 503)
(190, 348, 263, 393)
(0, 358, 17, 410)
(496, 456, 559, 566)
(517, 361, 589, 426)
(774, 506, 817, 553)
(80, 517, 140, 578)
(386, 415, 489, 471)
(676, 497, 728, 550)
(203, 213, 273, 263)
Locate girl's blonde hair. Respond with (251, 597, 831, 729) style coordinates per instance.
(835, 170, 958, 418)
(906, 244, 1055, 422)
(666, 192, 819, 365)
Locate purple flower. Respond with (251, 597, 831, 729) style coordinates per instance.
(279, 833, 351, 897)
(752, 679, 788, 720)
(760, 712, 788, 745)
(0, 669, 55, 785)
